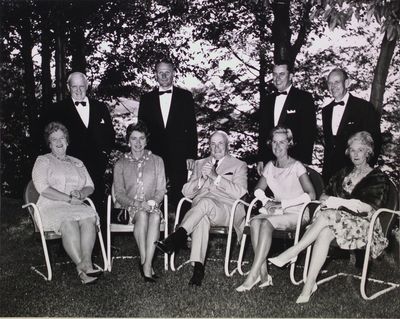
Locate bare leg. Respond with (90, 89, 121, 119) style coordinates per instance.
(60, 220, 82, 265)
(78, 217, 96, 270)
(133, 211, 148, 269)
(238, 219, 274, 289)
(143, 212, 161, 277)
(297, 227, 334, 302)
(271, 215, 331, 265)
(250, 218, 262, 252)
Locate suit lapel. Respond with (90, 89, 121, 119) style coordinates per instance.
(336, 94, 353, 137)
(151, 89, 165, 129)
(68, 98, 88, 130)
(325, 102, 335, 137)
(165, 86, 177, 129)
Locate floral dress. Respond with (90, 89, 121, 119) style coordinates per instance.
(314, 167, 390, 258)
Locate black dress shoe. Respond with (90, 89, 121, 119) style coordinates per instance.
(85, 269, 103, 278)
(144, 276, 156, 283)
(189, 262, 204, 287)
(154, 240, 174, 255)
(137, 261, 145, 277)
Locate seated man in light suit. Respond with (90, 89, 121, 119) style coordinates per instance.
(155, 130, 248, 286)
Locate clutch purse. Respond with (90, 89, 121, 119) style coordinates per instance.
(111, 208, 130, 224)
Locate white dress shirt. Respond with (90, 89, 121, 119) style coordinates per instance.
(331, 92, 350, 136)
(159, 86, 173, 127)
(72, 97, 90, 128)
(274, 85, 292, 126)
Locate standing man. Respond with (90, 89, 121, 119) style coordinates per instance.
(322, 68, 381, 183)
(138, 60, 198, 212)
(40, 72, 115, 224)
(155, 131, 248, 286)
(257, 60, 316, 175)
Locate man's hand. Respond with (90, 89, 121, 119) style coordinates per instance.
(257, 161, 264, 176)
(186, 159, 195, 171)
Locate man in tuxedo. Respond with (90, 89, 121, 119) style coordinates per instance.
(138, 60, 198, 211)
(155, 131, 248, 286)
(257, 61, 316, 175)
(40, 72, 115, 224)
(322, 68, 381, 183)
(322, 67, 381, 268)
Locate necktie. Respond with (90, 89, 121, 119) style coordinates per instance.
(158, 90, 172, 95)
(332, 101, 345, 106)
(74, 101, 87, 106)
(276, 91, 287, 96)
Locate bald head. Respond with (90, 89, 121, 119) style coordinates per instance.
(67, 72, 88, 101)
(327, 68, 350, 101)
(210, 130, 229, 160)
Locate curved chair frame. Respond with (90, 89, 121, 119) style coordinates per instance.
(237, 166, 323, 285)
(106, 187, 169, 272)
(302, 181, 400, 300)
(170, 196, 250, 277)
(22, 180, 108, 281)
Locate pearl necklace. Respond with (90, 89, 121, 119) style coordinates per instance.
(52, 153, 70, 162)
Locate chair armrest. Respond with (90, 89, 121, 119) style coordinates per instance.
(174, 197, 193, 230)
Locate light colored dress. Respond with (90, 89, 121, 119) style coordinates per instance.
(113, 150, 166, 221)
(252, 160, 309, 230)
(32, 153, 98, 235)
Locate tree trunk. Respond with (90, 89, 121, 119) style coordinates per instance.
(271, 0, 292, 63)
(370, 33, 396, 118)
(70, 25, 87, 73)
(55, 17, 66, 101)
(40, 9, 53, 108)
(19, 15, 38, 134)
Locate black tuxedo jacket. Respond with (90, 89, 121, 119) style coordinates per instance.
(257, 86, 316, 164)
(138, 86, 198, 173)
(322, 94, 381, 182)
(40, 98, 115, 179)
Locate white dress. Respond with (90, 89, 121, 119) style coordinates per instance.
(32, 153, 98, 234)
(252, 160, 308, 230)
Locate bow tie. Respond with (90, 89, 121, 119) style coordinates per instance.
(74, 101, 87, 106)
(158, 90, 172, 95)
(276, 91, 287, 96)
(332, 101, 345, 107)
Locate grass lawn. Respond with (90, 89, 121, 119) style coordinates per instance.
(1, 197, 399, 317)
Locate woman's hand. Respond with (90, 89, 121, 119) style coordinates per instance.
(70, 196, 83, 205)
(70, 190, 82, 199)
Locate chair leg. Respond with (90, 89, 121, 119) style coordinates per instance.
(39, 232, 52, 281)
(96, 225, 108, 271)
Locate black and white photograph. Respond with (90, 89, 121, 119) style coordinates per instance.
(1, 0, 399, 317)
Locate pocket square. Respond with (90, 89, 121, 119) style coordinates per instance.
(100, 119, 105, 124)
(287, 109, 296, 114)
(224, 172, 234, 175)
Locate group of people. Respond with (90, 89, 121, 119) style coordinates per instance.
(31, 59, 391, 303)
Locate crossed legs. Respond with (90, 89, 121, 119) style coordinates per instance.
(269, 214, 335, 301)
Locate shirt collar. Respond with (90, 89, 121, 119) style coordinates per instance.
(333, 92, 349, 106)
(158, 86, 173, 92)
(72, 97, 89, 104)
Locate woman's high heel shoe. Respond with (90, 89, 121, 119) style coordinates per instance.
(235, 275, 261, 292)
(78, 271, 98, 285)
(258, 274, 273, 288)
(296, 284, 318, 304)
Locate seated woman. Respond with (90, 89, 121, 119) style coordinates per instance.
(32, 122, 101, 285)
(269, 131, 391, 303)
(236, 126, 316, 292)
(113, 121, 166, 283)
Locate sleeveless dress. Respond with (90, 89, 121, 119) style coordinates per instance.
(314, 167, 389, 258)
(252, 160, 309, 230)
(32, 153, 98, 234)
